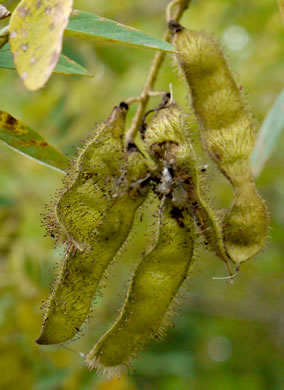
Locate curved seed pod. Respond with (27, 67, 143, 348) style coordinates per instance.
(46, 103, 129, 251)
(144, 102, 230, 265)
(36, 148, 150, 345)
(85, 199, 195, 373)
(170, 24, 269, 264)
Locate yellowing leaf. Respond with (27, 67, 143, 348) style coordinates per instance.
(0, 44, 91, 78)
(9, 0, 73, 90)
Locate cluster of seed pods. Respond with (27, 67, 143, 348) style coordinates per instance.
(36, 22, 269, 375)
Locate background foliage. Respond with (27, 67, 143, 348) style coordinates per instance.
(0, 0, 283, 389)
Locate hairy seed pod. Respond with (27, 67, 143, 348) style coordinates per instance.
(85, 199, 195, 374)
(35, 148, 150, 345)
(47, 103, 129, 251)
(144, 102, 230, 266)
(115, 189, 162, 265)
(223, 177, 269, 263)
(170, 24, 269, 264)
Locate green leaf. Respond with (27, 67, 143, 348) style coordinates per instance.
(65, 10, 175, 53)
(251, 90, 284, 177)
(54, 54, 91, 77)
(0, 110, 69, 172)
(9, 0, 73, 90)
(0, 44, 91, 77)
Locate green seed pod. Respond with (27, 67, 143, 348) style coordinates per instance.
(144, 102, 230, 266)
(47, 103, 129, 251)
(170, 24, 269, 264)
(115, 189, 162, 266)
(36, 146, 150, 345)
(223, 177, 269, 264)
(169, 23, 254, 175)
(85, 199, 195, 373)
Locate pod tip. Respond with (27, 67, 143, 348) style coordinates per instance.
(119, 102, 129, 110)
(168, 20, 184, 33)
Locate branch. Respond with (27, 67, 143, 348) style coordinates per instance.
(125, 0, 191, 145)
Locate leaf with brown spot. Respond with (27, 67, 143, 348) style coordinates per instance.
(9, 0, 73, 90)
(0, 110, 69, 172)
(0, 43, 91, 77)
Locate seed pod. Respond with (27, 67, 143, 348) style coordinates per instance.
(115, 189, 162, 265)
(170, 24, 269, 264)
(144, 102, 230, 266)
(46, 103, 129, 251)
(223, 178, 269, 263)
(36, 147, 150, 345)
(85, 199, 195, 373)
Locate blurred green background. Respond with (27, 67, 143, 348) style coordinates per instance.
(0, 0, 283, 389)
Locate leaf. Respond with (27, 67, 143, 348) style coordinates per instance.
(277, 0, 284, 23)
(65, 10, 176, 53)
(0, 110, 69, 172)
(0, 44, 91, 77)
(251, 90, 284, 177)
(55, 54, 91, 76)
(9, 0, 73, 90)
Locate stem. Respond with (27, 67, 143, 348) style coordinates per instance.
(124, 96, 142, 105)
(125, 0, 191, 144)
